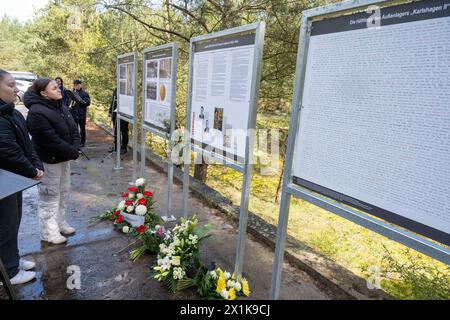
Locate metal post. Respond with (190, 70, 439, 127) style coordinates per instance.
(140, 48, 146, 180)
(140, 128, 146, 179)
(234, 22, 266, 278)
(270, 13, 311, 300)
(132, 51, 138, 183)
(182, 40, 195, 218)
(115, 61, 122, 170)
(166, 44, 178, 221)
(270, 189, 292, 300)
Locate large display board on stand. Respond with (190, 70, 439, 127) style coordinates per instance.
(141, 43, 178, 221)
(271, 0, 450, 299)
(116, 52, 138, 182)
(190, 32, 257, 164)
(293, 0, 450, 247)
(182, 22, 265, 277)
(143, 45, 176, 134)
(117, 53, 136, 119)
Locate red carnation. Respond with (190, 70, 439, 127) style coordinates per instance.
(138, 198, 147, 205)
(128, 187, 138, 193)
(114, 210, 120, 216)
(116, 215, 123, 223)
(125, 200, 133, 206)
(137, 225, 148, 234)
(143, 191, 153, 198)
(121, 192, 129, 198)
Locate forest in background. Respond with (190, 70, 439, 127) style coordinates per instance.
(1, 0, 449, 299)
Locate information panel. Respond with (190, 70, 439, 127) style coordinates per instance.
(143, 47, 174, 132)
(292, 0, 450, 245)
(117, 54, 136, 118)
(190, 33, 256, 163)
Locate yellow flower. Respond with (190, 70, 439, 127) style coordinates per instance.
(242, 279, 250, 297)
(217, 268, 225, 280)
(228, 288, 236, 300)
(216, 277, 226, 293)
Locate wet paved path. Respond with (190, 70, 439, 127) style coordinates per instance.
(1, 112, 337, 300)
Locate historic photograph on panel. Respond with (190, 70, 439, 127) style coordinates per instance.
(214, 107, 224, 131)
(158, 81, 171, 103)
(147, 60, 158, 78)
(159, 58, 172, 79)
(119, 64, 126, 79)
(146, 82, 157, 100)
(126, 63, 134, 96)
(119, 80, 126, 95)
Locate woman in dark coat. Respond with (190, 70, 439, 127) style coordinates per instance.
(24, 78, 80, 245)
(0, 69, 43, 285)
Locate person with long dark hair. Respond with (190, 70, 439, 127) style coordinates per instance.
(0, 69, 44, 285)
(55, 76, 70, 108)
(24, 77, 80, 245)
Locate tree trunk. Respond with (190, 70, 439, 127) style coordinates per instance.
(194, 162, 209, 183)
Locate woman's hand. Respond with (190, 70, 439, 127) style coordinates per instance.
(34, 169, 44, 180)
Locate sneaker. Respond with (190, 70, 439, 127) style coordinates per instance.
(19, 259, 36, 271)
(10, 270, 36, 285)
(60, 225, 76, 236)
(41, 234, 67, 245)
(120, 147, 127, 155)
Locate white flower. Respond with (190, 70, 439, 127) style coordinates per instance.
(126, 205, 134, 213)
(210, 270, 217, 279)
(128, 193, 135, 199)
(173, 267, 186, 280)
(118, 200, 126, 211)
(172, 256, 181, 266)
(135, 205, 147, 216)
(135, 178, 146, 187)
(233, 282, 242, 292)
(227, 280, 235, 288)
(188, 234, 198, 245)
(122, 226, 130, 234)
(219, 289, 229, 300)
(137, 193, 144, 199)
(224, 271, 231, 280)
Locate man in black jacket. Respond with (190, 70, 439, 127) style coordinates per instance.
(69, 79, 90, 147)
(108, 88, 128, 154)
(0, 70, 43, 285)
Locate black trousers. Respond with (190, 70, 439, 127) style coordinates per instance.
(75, 117, 87, 145)
(112, 114, 129, 150)
(0, 192, 22, 278)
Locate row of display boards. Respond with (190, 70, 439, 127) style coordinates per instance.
(113, 0, 450, 299)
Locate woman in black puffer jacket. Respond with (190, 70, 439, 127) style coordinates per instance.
(0, 69, 43, 285)
(24, 77, 80, 245)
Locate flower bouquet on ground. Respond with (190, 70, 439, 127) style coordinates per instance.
(90, 178, 160, 232)
(129, 224, 168, 261)
(152, 216, 213, 293)
(194, 266, 251, 300)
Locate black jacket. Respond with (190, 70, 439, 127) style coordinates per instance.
(0, 99, 43, 178)
(69, 89, 90, 119)
(108, 88, 117, 115)
(24, 88, 81, 164)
